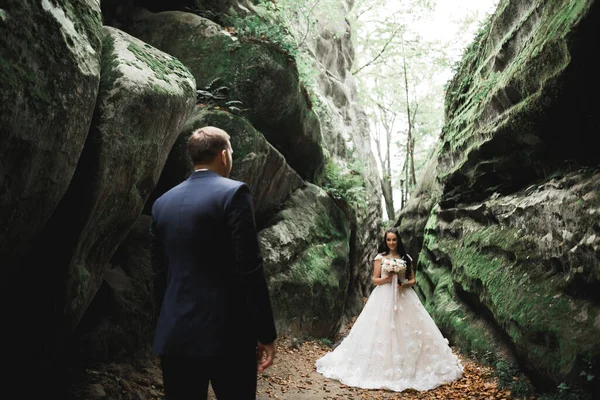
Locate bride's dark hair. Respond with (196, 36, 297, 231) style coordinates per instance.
(379, 227, 413, 280)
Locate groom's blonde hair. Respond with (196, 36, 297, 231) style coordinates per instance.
(188, 126, 230, 164)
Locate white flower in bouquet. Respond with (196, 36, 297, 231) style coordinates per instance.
(382, 257, 407, 274)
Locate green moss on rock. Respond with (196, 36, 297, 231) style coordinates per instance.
(124, 10, 324, 180)
(259, 183, 351, 338)
(417, 171, 600, 390)
(99, 33, 122, 99)
(439, 0, 594, 205)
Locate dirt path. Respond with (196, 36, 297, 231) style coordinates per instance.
(250, 336, 515, 400)
(72, 333, 521, 400)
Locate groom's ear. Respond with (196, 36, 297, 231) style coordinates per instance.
(220, 149, 227, 165)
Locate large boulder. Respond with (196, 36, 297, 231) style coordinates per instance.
(121, 9, 324, 181)
(422, 170, 600, 390)
(439, 0, 598, 208)
(399, 0, 600, 393)
(396, 153, 441, 260)
(20, 25, 196, 363)
(72, 215, 157, 363)
(0, 0, 102, 270)
(181, 108, 305, 227)
(259, 183, 351, 338)
(58, 26, 196, 335)
(146, 107, 305, 228)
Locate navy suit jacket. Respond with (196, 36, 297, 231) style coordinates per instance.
(150, 170, 277, 356)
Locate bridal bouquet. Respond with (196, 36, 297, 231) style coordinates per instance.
(382, 258, 406, 274)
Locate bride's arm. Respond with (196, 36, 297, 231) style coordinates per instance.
(401, 257, 416, 287)
(372, 259, 393, 285)
(401, 277, 416, 287)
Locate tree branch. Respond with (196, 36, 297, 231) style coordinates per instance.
(352, 26, 403, 75)
(295, 0, 322, 51)
(355, 4, 375, 20)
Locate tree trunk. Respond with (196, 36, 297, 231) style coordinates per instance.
(381, 175, 395, 221)
(399, 178, 405, 210)
(410, 134, 416, 186)
(373, 100, 396, 221)
(402, 54, 417, 189)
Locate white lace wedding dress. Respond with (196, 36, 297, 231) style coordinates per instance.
(315, 254, 463, 392)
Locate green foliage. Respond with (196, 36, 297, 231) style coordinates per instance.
(126, 42, 190, 84)
(195, 77, 248, 115)
(538, 382, 593, 400)
(224, 0, 321, 105)
(226, 7, 298, 55)
(448, 12, 492, 81)
(468, 348, 495, 364)
(322, 159, 367, 211)
(293, 242, 343, 287)
(444, 7, 494, 114)
(346, 147, 367, 175)
(579, 352, 596, 384)
(494, 359, 533, 398)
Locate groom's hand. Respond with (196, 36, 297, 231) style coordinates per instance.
(257, 341, 276, 372)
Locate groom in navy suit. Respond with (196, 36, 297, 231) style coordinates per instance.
(150, 126, 277, 399)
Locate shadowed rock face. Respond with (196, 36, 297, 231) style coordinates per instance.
(73, 215, 157, 363)
(57, 26, 196, 337)
(185, 109, 306, 228)
(151, 107, 305, 229)
(396, 154, 441, 262)
(439, 0, 599, 208)
(398, 0, 600, 393)
(121, 9, 325, 181)
(0, 0, 103, 273)
(7, 22, 195, 387)
(277, 0, 383, 325)
(1, 2, 103, 390)
(259, 183, 352, 339)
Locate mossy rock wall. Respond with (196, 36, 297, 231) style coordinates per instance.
(259, 183, 351, 339)
(18, 25, 195, 363)
(0, 0, 102, 271)
(270, 0, 383, 324)
(71, 215, 157, 363)
(397, 152, 441, 260)
(121, 9, 324, 181)
(440, 0, 597, 207)
(62, 26, 195, 335)
(423, 170, 600, 391)
(179, 107, 305, 228)
(397, 0, 600, 393)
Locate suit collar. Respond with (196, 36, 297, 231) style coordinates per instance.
(189, 169, 221, 179)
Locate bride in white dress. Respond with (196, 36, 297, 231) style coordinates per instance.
(316, 227, 463, 392)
